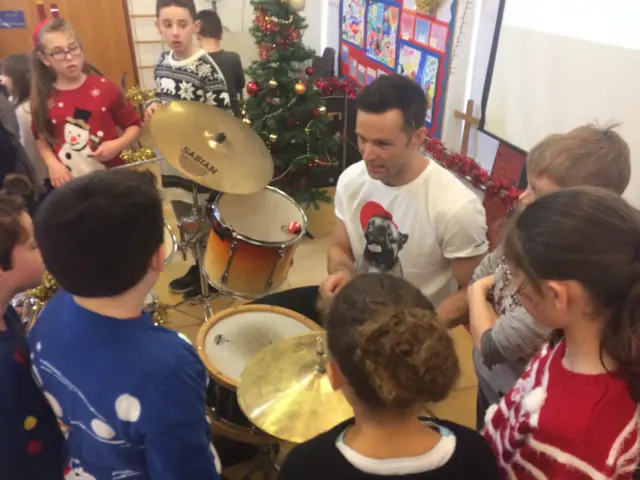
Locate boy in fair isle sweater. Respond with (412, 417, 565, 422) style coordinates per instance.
(145, 0, 232, 299)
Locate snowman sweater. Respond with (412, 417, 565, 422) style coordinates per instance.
(150, 49, 230, 109)
(34, 75, 140, 174)
(482, 340, 639, 479)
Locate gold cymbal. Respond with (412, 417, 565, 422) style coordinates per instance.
(237, 332, 353, 444)
(150, 102, 274, 194)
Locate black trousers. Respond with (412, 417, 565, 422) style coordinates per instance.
(249, 286, 321, 324)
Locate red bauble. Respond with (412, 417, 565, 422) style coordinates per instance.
(310, 108, 320, 118)
(247, 81, 260, 97)
(305, 66, 315, 76)
(288, 221, 302, 234)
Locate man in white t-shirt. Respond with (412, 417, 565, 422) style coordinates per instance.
(320, 74, 488, 316)
(252, 74, 488, 324)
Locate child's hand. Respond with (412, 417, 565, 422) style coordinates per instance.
(469, 275, 495, 299)
(144, 103, 160, 124)
(49, 162, 73, 188)
(90, 140, 121, 163)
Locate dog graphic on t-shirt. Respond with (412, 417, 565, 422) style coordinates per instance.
(359, 201, 408, 277)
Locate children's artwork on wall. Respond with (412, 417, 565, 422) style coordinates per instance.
(415, 16, 431, 45)
(429, 22, 448, 51)
(357, 64, 367, 84)
(366, 67, 377, 84)
(401, 10, 416, 40)
(341, 0, 366, 47)
(366, 2, 400, 68)
(341, 45, 349, 63)
(338, 0, 458, 138)
(349, 58, 358, 78)
(422, 51, 439, 123)
(398, 43, 425, 83)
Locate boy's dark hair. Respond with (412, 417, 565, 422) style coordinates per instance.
(356, 74, 427, 133)
(325, 274, 460, 410)
(196, 10, 222, 40)
(0, 194, 26, 271)
(503, 187, 640, 402)
(156, 0, 196, 19)
(34, 170, 164, 298)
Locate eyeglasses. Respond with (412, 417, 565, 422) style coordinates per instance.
(47, 44, 83, 61)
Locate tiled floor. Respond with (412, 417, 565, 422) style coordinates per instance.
(137, 162, 478, 479)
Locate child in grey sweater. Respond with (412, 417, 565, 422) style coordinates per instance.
(468, 123, 632, 428)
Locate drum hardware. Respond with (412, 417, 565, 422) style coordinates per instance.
(264, 247, 286, 291)
(112, 157, 163, 170)
(237, 332, 353, 444)
(219, 239, 238, 286)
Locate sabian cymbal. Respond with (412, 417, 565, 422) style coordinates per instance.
(237, 332, 353, 444)
(150, 102, 274, 194)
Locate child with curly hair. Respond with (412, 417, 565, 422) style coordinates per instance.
(279, 273, 499, 479)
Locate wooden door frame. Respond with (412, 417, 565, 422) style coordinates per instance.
(121, 0, 141, 87)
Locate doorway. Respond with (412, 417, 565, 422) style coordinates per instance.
(0, 0, 138, 88)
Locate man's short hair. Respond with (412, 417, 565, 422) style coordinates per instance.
(356, 74, 427, 132)
(527, 123, 631, 194)
(35, 170, 164, 298)
(196, 10, 222, 40)
(156, 0, 196, 19)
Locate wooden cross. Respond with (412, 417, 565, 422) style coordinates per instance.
(454, 99, 480, 157)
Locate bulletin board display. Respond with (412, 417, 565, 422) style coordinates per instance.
(339, 0, 457, 138)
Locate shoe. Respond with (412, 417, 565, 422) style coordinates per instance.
(169, 265, 200, 293)
(183, 281, 218, 301)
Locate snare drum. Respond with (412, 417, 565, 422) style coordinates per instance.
(196, 304, 322, 443)
(164, 222, 177, 265)
(204, 187, 307, 298)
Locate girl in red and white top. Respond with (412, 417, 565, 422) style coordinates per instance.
(31, 19, 141, 188)
(479, 187, 640, 479)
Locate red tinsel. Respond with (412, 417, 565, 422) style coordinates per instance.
(313, 78, 521, 207)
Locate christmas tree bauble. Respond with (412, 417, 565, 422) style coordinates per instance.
(295, 82, 307, 95)
(287, 0, 306, 11)
(247, 80, 261, 97)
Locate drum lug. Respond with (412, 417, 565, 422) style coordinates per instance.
(265, 247, 286, 291)
(221, 239, 238, 285)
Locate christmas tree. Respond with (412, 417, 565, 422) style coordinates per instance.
(244, 0, 339, 207)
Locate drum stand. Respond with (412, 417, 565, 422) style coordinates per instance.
(176, 182, 223, 320)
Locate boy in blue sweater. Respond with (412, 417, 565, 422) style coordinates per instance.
(0, 193, 64, 479)
(28, 170, 221, 480)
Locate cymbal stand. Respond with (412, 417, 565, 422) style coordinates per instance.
(175, 182, 220, 321)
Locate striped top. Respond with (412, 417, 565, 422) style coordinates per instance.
(483, 340, 639, 479)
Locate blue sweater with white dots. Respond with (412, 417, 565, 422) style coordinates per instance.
(0, 306, 65, 479)
(27, 291, 221, 480)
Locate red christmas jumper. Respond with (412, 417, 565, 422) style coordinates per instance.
(34, 74, 140, 175)
(483, 340, 639, 479)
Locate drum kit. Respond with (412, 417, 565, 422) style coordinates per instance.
(145, 102, 353, 475)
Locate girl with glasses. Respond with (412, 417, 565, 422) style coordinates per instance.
(31, 19, 141, 188)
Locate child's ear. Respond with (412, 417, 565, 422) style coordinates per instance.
(150, 243, 166, 274)
(326, 359, 345, 391)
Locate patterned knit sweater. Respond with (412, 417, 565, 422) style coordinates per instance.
(150, 49, 230, 108)
(483, 340, 639, 479)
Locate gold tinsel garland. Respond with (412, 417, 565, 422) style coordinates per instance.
(23, 271, 169, 326)
(121, 148, 156, 165)
(416, 0, 445, 13)
(126, 86, 155, 109)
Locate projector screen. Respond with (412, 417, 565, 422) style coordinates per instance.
(482, 0, 640, 204)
